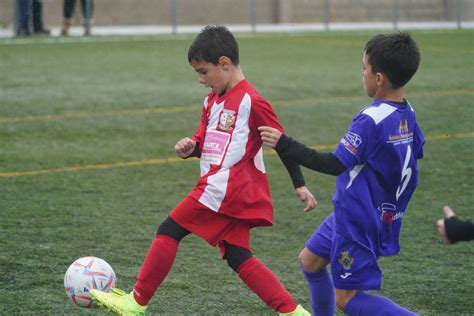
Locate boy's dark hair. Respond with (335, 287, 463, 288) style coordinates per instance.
(188, 25, 239, 65)
(365, 32, 420, 88)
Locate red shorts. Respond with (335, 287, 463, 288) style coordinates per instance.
(169, 196, 251, 257)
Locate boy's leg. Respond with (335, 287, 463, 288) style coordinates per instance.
(32, 0, 48, 33)
(133, 217, 190, 306)
(61, 0, 75, 35)
(16, 0, 32, 36)
(63, 0, 75, 20)
(149, 197, 307, 315)
(80, 0, 93, 20)
(91, 216, 190, 313)
(330, 234, 418, 315)
(341, 291, 418, 316)
(300, 213, 335, 316)
(300, 249, 333, 316)
(224, 242, 307, 315)
(80, 0, 93, 35)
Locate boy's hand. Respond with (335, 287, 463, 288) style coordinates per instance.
(436, 205, 456, 244)
(295, 186, 318, 212)
(175, 137, 196, 158)
(258, 126, 282, 148)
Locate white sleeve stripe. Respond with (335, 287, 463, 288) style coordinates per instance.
(346, 163, 366, 189)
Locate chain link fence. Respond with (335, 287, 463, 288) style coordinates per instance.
(1, 0, 473, 36)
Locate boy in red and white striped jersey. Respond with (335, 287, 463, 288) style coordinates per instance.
(91, 25, 315, 315)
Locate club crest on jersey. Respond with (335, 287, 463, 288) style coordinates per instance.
(399, 119, 409, 133)
(338, 251, 354, 270)
(219, 109, 236, 131)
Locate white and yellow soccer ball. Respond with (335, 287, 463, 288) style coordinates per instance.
(64, 256, 116, 308)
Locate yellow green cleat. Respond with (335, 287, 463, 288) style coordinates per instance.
(279, 304, 311, 316)
(90, 288, 147, 316)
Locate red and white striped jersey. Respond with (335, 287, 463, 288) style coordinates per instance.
(188, 79, 284, 227)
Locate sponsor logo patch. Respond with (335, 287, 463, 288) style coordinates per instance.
(340, 132, 362, 155)
(201, 131, 230, 165)
(378, 202, 404, 224)
(388, 120, 413, 145)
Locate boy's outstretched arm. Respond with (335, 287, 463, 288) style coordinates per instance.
(262, 125, 317, 212)
(259, 126, 346, 176)
(277, 149, 317, 212)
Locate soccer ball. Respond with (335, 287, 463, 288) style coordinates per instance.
(64, 256, 116, 308)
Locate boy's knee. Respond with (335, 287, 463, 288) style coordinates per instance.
(223, 242, 252, 272)
(298, 247, 328, 272)
(335, 289, 358, 311)
(335, 295, 347, 311)
(156, 217, 190, 241)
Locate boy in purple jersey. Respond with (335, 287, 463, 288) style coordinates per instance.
(260, 32, 424, 315)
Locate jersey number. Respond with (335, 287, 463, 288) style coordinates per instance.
(396, 145, 412, 201)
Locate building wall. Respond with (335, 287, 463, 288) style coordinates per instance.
(1, 0, 472, 29)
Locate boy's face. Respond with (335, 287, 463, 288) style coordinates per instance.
(190, 59, 229, 96)
(362, 52, 378, 98)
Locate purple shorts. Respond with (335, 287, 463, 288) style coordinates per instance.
(305, 213, 382, 290)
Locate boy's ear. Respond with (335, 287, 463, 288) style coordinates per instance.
(218, 56, 232, 70)
(375, 72, 385, 87)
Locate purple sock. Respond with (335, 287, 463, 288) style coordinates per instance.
(344, 291, 418, 316)
(302, 267, 335, 316)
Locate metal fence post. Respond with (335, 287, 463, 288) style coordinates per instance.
(323, 0, 330, 31)
(14, 0, 19, 35)
(392, 0, 400, 30)
(250, 0, 257, 33)
(171, 0, 177, 34)
(456, 0, 462, 29)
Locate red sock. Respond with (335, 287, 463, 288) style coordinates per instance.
(132, 235, 178, 306)
(237, 257, 297, 313)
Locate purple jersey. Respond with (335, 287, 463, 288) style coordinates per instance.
(333, 100, 425, 257)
